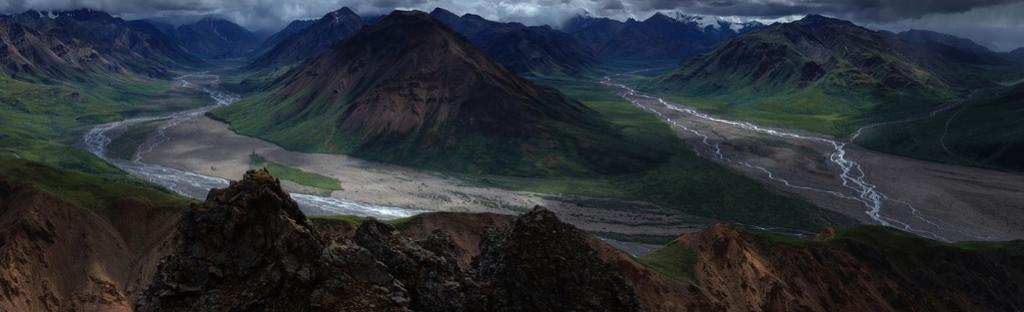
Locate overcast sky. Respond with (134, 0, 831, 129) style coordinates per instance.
(2, 0, 1023, 51)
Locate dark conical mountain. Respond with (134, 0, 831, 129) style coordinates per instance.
(171, 17, 260, 59)
(248, 7, 363, 70)
(1, 9, 204, 78)
(213, 10, 660, 176)
(563, 12, 763, 62)
(258, 19, 315, 55)
(429, 8, 596, 75)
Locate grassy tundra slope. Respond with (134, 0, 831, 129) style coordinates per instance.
(250, 153, 343, 192)
(0, 74, 209, 175)
(643, 15, 1023, 137)
(858, 82, 1024, 172)
(462, 78, 857, 231)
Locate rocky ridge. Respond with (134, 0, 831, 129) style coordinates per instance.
(2, 166, 1022, 311)
(136, 169, 645, 311)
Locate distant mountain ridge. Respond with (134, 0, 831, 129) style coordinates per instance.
(215, 11, 659, 176)
(897, 29, 993, 54)
(0, 9, 203, 78)
(891, 29, 1024, 87)
(643, 14, 1023, 134)
(248, 7, 363, 70)
(563, 11, 764, 62)
(258, 19, 315, 55)
(171, 17, 261, 59)
(429, 8, 596, 76)
(1012, 47, 1024, 59)
(0, 21, 121, 81)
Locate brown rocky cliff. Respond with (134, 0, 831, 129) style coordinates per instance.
(679, 224, 904, 311)
(585, 235, 720, 312)
(0, 177, 179, 312)
(675, 224, 1024, 311)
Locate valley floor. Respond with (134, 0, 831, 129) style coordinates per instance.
(133, 75, 1024, 247)
(139, 116, 701, 254)
(613, 80, 1024, 241)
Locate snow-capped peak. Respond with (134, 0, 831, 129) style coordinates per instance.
(670, 12, 720, 30)
(666, 12, 763, 32)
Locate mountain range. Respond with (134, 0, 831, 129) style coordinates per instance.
(563, 11, 764, 62)
(644, 14, 1024, 135)
(214, 11, 658, 176)
(891, 29, 1024, 89)
(0, 21, 119, 81)
(258, 19, 315, 55)
(429, 8, 597, 76)
(170, 17, 261, 59)
(244, 8, 768, 77)
(247, 7, 363, 70)
(0, 9, 203, 79)
(1, 10, 205, 77)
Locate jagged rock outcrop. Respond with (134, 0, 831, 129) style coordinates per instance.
(470, 207, 641, 312)
(353, 221, 467, 312)
(137, 170, 648, 311)
(137, 170, 419, 311)
(137, 169, 337, 311)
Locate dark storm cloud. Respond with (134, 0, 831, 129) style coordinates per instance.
(1, 0, 1023, 50)
(631, 0, 1020, 22)
(602, 0, 627, 11)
